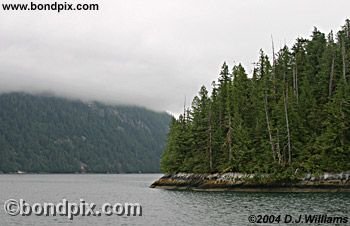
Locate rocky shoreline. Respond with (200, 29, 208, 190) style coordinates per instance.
(150, 172, 350, 192)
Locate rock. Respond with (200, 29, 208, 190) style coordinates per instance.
(150, 172, 350, 192)
(304, 173, 312, 180)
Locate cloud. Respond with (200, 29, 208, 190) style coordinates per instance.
(0, 0, 349, 115)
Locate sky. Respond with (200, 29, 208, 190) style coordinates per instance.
(0, 0, 349, 115)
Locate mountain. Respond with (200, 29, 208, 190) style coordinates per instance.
(0, 92, 171, 173)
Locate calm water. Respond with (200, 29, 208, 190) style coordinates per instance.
(0, 174, 349, 225)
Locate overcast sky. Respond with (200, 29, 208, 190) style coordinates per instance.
(1, 0, 349, 115)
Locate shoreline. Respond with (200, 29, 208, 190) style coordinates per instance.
(150, 172, 350, 192)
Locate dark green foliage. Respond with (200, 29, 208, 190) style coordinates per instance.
(0, 93, 171, 173)
(161, 21, 350, 174)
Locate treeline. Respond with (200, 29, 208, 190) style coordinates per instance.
(0, 93, 171, 173)
(161, 20, 350, 174)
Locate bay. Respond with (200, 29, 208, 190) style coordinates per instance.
(0, 174, 349, 225)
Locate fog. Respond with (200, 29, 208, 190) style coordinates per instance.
(1, 0, 349, 115)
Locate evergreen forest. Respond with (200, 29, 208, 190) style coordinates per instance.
(0, 93, 171, 173)
(161, 20, 350, 174)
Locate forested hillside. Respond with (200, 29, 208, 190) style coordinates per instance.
(0, 93, 171, 173)
(161, 20, 350, 174)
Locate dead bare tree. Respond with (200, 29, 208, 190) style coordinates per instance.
(276, 128, 282, 165)
(283, 62, 291, 165)
(284, 89, 291, 165)
(271, 35, 277, 95)
(264, 93, 276, 161)
(342, 39, 347, 84)
(295, 63, 299, 103)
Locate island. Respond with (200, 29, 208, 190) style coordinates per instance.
(151, 20, 350, 192)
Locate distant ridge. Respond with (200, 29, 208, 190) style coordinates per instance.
(0, 92, 171, 173)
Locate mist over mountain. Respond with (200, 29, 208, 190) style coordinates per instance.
(0, 92, 171, 173)
(2, 1, 349, 115)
